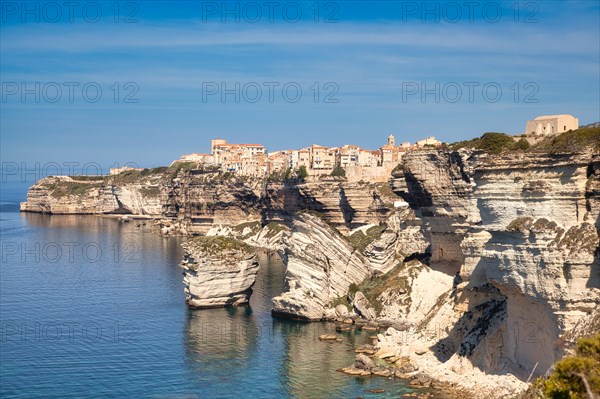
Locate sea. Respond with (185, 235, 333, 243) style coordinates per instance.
(0, 180, 416, 398)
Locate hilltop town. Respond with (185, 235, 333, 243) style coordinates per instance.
(171, 114, 580, 180)
(109, 114, 584, 182)
(167, 135, 443, 182)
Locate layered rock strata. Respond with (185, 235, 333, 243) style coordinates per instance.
(372, 148, 600, 395)
(19, 175, 162, 215)
(271, 212, 373, 320)
(180, 236, 259, 308)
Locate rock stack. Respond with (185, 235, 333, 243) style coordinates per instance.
(180, 236, 259, 308)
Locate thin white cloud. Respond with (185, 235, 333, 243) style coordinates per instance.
(1, 21, 597, 57)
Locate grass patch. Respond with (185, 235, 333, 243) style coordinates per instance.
(44, 181, 103, 198)
(108, 167, 168, 183)
(348, 224, 387, 252)
(331, 295, 351, 310)
(164, 162, 197, 179)
(186, 236, 253, 255)
(68, 175, 107, 182)
(232, 221, 261, 233)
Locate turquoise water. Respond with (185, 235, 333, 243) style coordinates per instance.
(0, 182, 415, 398)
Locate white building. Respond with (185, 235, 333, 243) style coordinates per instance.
(525, 114, 579, 136)
(415, 136, 441, 147)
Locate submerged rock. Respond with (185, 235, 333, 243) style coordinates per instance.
(180, 236, 259, 308)
(354, 353, 375, 371)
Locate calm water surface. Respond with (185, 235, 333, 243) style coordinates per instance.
(0, 183, 414, 398)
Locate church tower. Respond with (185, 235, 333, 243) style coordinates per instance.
(387, 134, 395, 146)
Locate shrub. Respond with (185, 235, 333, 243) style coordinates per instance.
(531, 127, 600, 153)
(533, 335, 600, 399)
(47, 181, 103, 198)
(451, 127, 600, 155)
(330, 166, 346, 177)
(297, 165, 308, 179)
(514, 138, 531, 151)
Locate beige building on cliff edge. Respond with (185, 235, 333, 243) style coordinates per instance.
(525, 114, 578, 136)
(175, 134, 424, 178)
(415, 136, 442, 148)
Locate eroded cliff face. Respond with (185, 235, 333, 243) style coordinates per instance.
(160, 171, 264, 235)
(263, 178, 393, 233)
(19, 175, 162, 215)
(269, 148, 598, 396)
(21, 169, 398, 236)
(271, 212, 373, 320)
(19, 148, 600, 397)
(180, 236, 259, 308)
(158, 172, 397, 235)
(378, 148, 600, 395)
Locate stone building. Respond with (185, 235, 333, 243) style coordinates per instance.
(525, 114, 579, 136)
(337, 145, 361, 168)
(210, 139, 266, 164)
(415, 136, 441, 148)
(174, 134, 424, 178)
(358, 149, 381, 167)
(174, 153, 214, 164)
(266, 151, 291, 175)
(310, 145, 337, 170)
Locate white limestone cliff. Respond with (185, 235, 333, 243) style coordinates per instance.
(271, 212, 373, 320)
(180, 236, 259, 308)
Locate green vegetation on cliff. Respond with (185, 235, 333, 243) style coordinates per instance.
(108, 167, 168, 183)
(330, 166, 346, 177)
(186, 236, 253, 255)
(450, 127, 600, 155)
(450, 132, 529, 154)
(348, 225, 387, 252)
(332, 260, 419, 315)
(43, 181, 103, 198)
(532, 126, 600, 153)
(526, 335, 600, 399)
(297, 165, 309, 179)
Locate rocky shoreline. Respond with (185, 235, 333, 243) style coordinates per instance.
(19, 146, 600, 399)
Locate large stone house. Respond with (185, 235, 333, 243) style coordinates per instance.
(525, 114, 578, 136)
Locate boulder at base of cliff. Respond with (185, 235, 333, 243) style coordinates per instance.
(352, 291, 377, 321)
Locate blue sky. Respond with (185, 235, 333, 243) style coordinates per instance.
(1, 0, 599, 171)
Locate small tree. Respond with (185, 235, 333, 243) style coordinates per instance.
(297, 165, 308, 179)
(330, 166, 346, 177)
